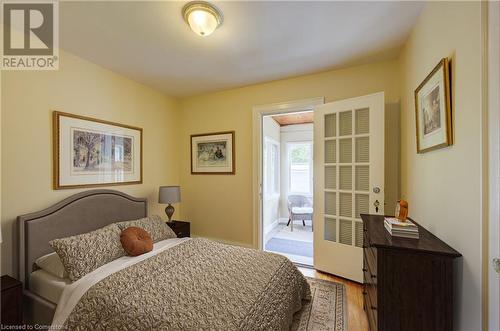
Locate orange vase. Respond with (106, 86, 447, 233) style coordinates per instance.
(396, 200, 409, 221)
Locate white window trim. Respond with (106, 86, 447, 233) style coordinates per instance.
(264, 137, 280, 199)
(287, 141, 313, 197)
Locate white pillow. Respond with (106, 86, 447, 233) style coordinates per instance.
(35, 252, 68, 279)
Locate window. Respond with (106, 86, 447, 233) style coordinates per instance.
(288, 142, 313, 195)
(264, 138, 280, 196)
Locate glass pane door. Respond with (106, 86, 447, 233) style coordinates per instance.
(313, 92, 384, 282)
(324, 108, 370, 249)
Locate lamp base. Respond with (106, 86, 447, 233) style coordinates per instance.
(165, 204, 175, 222)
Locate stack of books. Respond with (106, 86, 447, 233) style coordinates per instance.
(384, 217, 419, 239)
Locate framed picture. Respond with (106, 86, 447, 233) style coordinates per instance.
(414, 58, 452, 153)
(53, 111, 142, 189)
(191, 131, 235, 174)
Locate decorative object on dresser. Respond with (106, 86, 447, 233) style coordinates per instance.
(1, 275, 23, 327)
(159, 186, 181, 222)
(166, 220, 190, 238)
(361, 214, 461, 331)
(394, 199, 409, 221)
(53, 111, 143, 189)
(191, 131, 235, 174)
(414, 58, 453, 153)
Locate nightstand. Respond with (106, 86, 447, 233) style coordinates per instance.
(1, 275, 23, 327)
(167, 220, 190, 238)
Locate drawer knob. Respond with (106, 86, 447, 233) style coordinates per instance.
(371, 274, 377, 279)
(362, 268, 367, 272)
(371, 306, 377, 310)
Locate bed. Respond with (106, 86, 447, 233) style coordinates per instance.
(18, 189, 310, 330)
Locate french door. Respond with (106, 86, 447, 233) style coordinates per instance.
(313, 92, 384, 282)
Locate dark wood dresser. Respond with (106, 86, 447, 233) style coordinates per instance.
(361, 214, 461, 331)
(1, 275, 23, 327)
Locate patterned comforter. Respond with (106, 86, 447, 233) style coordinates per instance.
(61, 238, 310, 330)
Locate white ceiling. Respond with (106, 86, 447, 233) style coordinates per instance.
(60, 1, 424, 97)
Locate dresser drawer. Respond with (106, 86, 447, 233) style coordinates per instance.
(363, 227, 378, 330)
(363, 256, 377, 286)
(363, 289, 377, 331)
(365, 246, 377, 275)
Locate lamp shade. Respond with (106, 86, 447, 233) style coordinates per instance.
(159, 186, 181, 204)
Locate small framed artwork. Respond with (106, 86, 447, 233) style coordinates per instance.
(191, 131, 235, 174)
(414, 58, 452, 153)
(53, 111, 142, 189)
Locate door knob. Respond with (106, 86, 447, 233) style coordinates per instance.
(373, 187, 380, 194)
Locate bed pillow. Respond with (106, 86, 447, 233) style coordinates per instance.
(49, 224, 125, 281)
(35, 252, 68, 279)
(120, 227, 153, 256)
(116, 215, 176, 242)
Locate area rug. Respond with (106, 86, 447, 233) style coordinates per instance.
(265, 238, 313, 257)
(292, 277, 348, 331)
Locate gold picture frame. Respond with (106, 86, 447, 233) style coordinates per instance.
(53, 111, 143, 189)
(190, 131, 235, 175)
(414, 58, 452, 153)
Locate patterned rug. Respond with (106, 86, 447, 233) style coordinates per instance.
(292, 277, 347, 331)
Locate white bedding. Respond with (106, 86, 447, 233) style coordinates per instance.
(30, 270, 71, 304)
(50, 237, 190, 330)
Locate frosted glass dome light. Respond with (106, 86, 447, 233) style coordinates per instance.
(182, 1, 223, 37)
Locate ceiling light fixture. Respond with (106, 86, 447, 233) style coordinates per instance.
(182, 1, 223, 37)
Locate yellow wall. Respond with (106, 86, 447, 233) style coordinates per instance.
(179, 60, 400, 246)
(399, 2, 483, 329)
(1, 50, 181, 276)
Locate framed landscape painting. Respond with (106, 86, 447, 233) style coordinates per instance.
(414, 58, 453, 153)
(191, 131, 235, 174)
(53, 111, 142, 189)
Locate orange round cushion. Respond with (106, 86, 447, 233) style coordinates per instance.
(120, 227, 153, 256)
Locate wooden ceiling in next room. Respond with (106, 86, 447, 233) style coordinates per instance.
(271, 112, 314, 126)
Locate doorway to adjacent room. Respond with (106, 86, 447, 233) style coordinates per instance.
(261, 111, 315, 266)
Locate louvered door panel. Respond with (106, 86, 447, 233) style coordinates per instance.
(322, 108, 371, 248)
(315, 92, 384, 282)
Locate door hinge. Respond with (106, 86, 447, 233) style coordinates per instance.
(494, 258, 500, 274)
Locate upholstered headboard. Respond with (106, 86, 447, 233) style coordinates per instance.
(18, 189, 147, 288)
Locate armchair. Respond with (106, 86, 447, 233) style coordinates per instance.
(287, 195, 313, 232)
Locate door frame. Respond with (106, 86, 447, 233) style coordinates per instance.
(488, 0, 500, 329)
(252, 97, 324, 250)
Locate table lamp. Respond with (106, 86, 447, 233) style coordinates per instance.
(159, 186, 181, 223)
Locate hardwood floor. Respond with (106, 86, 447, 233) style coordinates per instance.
(298, 267, 368, 331)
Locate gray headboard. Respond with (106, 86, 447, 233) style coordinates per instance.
(18, 189, 147, 288)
